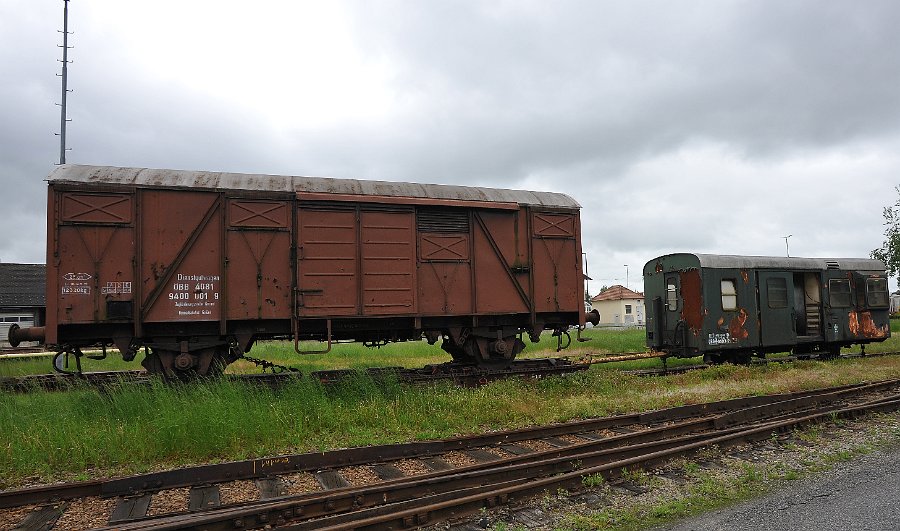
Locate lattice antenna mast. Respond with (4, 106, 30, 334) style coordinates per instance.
(56, 0, 73, 164)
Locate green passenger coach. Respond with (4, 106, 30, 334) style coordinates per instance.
(643, 253, 891, 363)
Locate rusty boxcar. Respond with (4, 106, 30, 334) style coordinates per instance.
(644, 253, 890, 363)
(11, 165, 598, 377)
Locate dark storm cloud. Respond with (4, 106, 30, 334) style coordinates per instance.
(340, 0, 900, 184)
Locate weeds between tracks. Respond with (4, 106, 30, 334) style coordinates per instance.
(3, 324, 900, 488)
(5, 355, 900, 489)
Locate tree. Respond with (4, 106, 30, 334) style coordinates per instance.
(871, 185, 900, 282)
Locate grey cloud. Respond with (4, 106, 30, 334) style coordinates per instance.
(342, 1, 900, 175)
(0, 0, 898, 282)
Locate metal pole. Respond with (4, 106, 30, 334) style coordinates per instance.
(59, 0, 70, 165)
(783, 234, 792, 257)
(582, 253, 589, 300)
(624, 264, 629, 290)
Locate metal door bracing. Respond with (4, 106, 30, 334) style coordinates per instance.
(55, 192, 134, 324)
(225, 199, 293, 320)
(139, 190, 224, 324)
(417, 231, 472, 315)
(472, 210, 531, 314)
(531, 211, 579, 313)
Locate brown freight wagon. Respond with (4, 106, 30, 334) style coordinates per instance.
(14, 165, 598, 377)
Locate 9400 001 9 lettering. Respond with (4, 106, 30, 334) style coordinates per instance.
(167, 273, 221, 318)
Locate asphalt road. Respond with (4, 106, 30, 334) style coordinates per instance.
(660, 445, 900, 531)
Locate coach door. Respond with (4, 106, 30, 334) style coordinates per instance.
(662, 275, 681, 345)
(758, 271, 796, 347)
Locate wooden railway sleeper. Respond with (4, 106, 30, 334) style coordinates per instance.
(403, 512, 431, 527)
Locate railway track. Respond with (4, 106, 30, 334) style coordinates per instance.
(0, 357, 589, 393)
(2, 350, 897, 393)
(3, 379, 900, 529)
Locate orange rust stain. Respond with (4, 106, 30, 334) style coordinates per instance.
(849, 310, 888, 338)
(716, 316, 725, 327)
(655, 261, 663, 273)
(728, 308, 750, 341)
(740, 270, 749, 284)
(679, 269, 703, 336)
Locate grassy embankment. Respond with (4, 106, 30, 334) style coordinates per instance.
(1, 324, 900, 488)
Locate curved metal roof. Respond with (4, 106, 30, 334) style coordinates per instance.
(47, 165, 580, 209)
(646, 253, 885, 273)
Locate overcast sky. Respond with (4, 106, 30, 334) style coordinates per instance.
(2, 1, 899, 293)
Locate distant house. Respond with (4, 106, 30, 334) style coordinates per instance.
(590, 285, 644, 327)
(0, 263, 46, 347)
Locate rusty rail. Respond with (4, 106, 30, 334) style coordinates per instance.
(91, 379, 900, 530)
(3, 378, 897, 530)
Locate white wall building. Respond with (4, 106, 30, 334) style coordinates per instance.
(590, 285, 644, 327)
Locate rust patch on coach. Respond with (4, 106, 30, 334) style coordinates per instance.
(849, 310, 888, 339)
(728, 308, 750, 341)
(679, 269, 703, 336)
(740, 270, 749, 284)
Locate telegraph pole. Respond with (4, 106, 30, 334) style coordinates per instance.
(57, 0, 72, 164)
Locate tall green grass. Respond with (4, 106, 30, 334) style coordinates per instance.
(3, 323, 899, 486)
(5, 352, 900, 487)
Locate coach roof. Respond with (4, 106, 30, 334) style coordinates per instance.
(644, 253, 885, 274)
(48, 165, 581, 209)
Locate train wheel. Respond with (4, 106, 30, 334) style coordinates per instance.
(703, 352, 725, 365)
(730, 351, 752, 365)
(470, 336, 525, 370)
(141, 350, 165, 374)
(441, 340, 476, 364)
(141, 347, 228, 380)
(819, 347, 841, 360)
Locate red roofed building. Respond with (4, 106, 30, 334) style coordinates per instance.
(590, 285, 644, 327)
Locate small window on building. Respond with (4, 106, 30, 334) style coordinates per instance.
(829, 279, 851, 307)
(666, 279, 678, 311)
(625, 304, 632, 314)
(767, 277, 788, 308)
(866, 277, 889, 308)
(721, 279, 737, 311)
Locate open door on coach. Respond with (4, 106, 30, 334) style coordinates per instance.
(758, 271, 796, 347)
(793, 272, 822, 338)
(661, 274, 682, 347)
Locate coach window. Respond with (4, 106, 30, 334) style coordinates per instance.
(721, 279, 737, 311)
(766, 277, 788, 308)
(666, 279, 678, 311)
(829, 279, 852, 307)
(866, 277, 889, 307)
